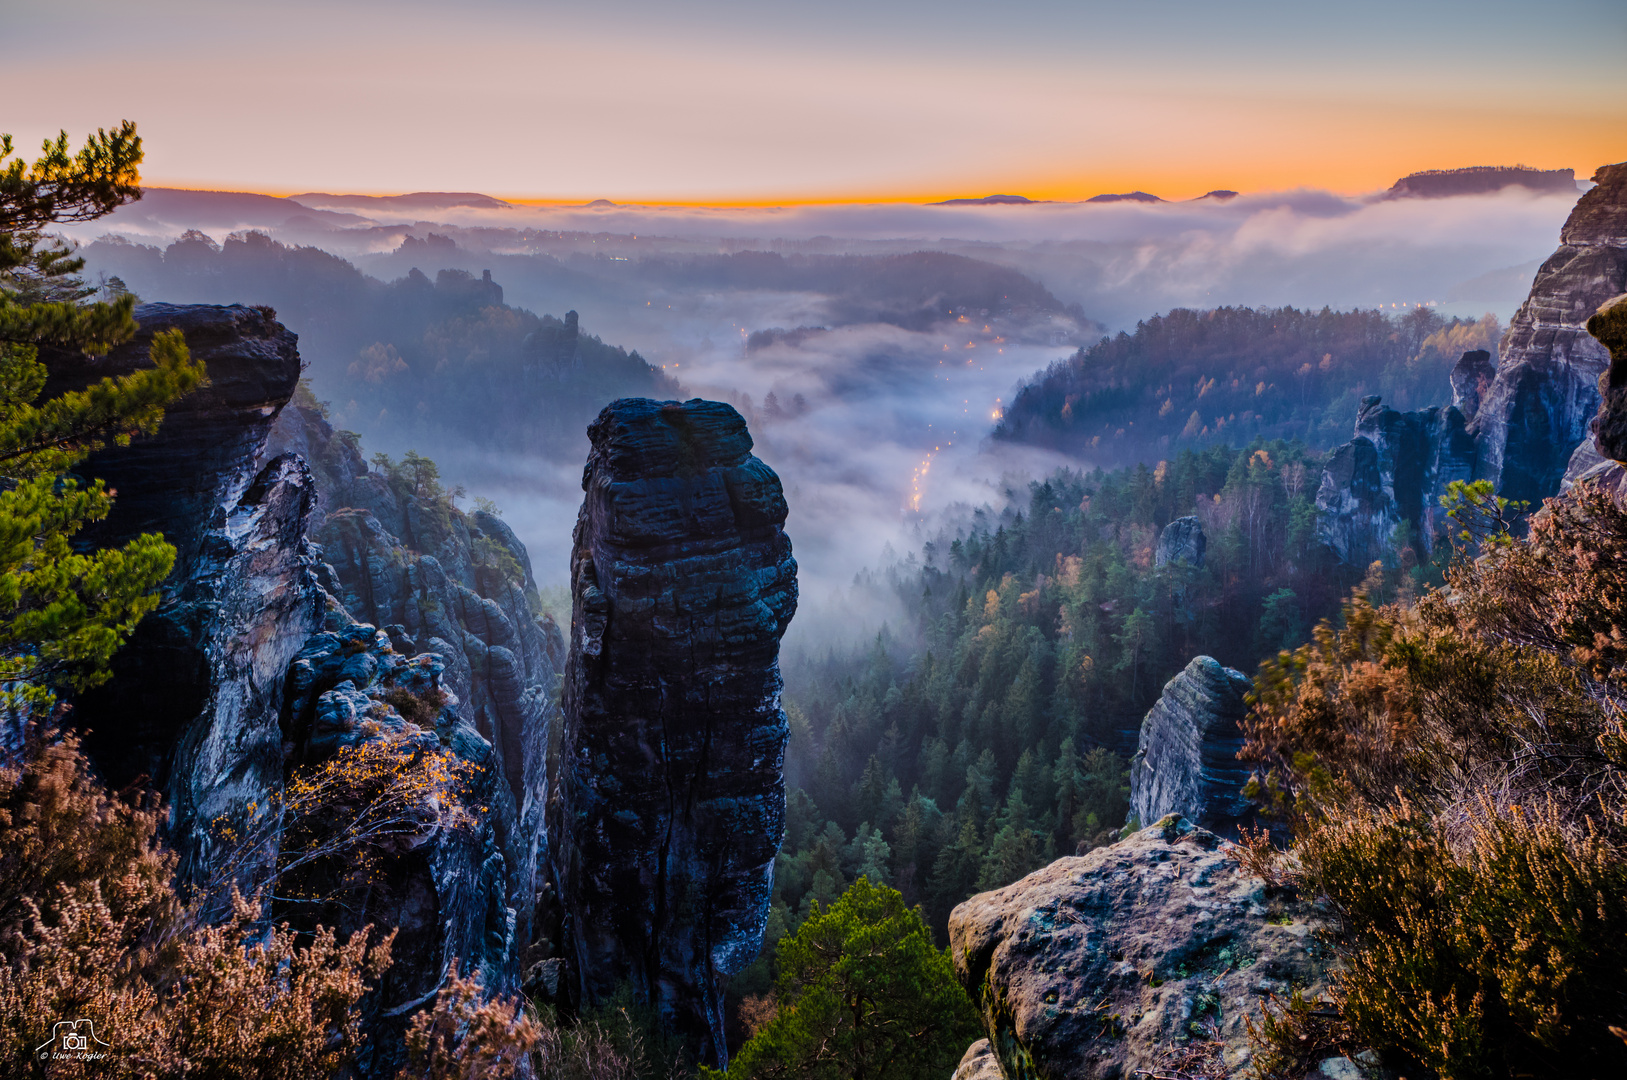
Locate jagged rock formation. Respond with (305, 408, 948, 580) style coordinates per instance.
(556, 398, 798, 1068)
(281, 623, 521, 1075)
(1472, 161, 1627, 507)
(55, 304, 324, 888)
(1153, 515, 1205, 569)
(950, 817, 1333, 1080)
(55, 311, 799, 1071)
(58, 305, 558, 1077)
(1317, 162, 1627, 565)
(1450, 348, 1496, 421)
(266, 399, 565, 969)
(1128, 657, 1259, 840)
(1315, 394, 1474, 565)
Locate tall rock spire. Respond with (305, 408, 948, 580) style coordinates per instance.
(556, 397, 798, 1067)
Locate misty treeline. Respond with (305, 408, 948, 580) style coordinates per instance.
(81, 230, 677, 452)
(728, 439, 1370, 1019)
(995, 304, 1501, 465)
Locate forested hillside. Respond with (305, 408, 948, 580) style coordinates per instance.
(728, 437, 1390, 1031)
(995, 304, 1500, 465)
(81, 231, 678, 452)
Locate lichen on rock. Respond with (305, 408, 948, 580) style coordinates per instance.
(950, 817, 1330, 1080)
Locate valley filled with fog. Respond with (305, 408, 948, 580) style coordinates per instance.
(71, 182, 1578, 646)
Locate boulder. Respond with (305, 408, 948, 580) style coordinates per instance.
(1154, 516, 1205, 569)
(1128, 657, 1260, 841)
(952, 1039, 1004, 1080)
(556, 398, 798, 1068)
(949, 817, 1331, 1080)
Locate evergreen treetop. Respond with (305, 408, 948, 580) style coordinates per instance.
(0, 122, 206, 712)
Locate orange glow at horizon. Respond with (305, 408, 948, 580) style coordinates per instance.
(23, 2, 1621, 208)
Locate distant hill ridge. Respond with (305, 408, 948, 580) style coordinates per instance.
(290, 191, 511, 211)
(1386, 165, 1578, 199)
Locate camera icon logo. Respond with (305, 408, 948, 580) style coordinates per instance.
(35, 1017, 111, 1059)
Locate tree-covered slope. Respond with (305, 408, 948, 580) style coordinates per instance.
(994, 304, 1500, 466)
(81, 230, 679, 454)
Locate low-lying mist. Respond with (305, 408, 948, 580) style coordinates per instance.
(70, 180, 1581, 649)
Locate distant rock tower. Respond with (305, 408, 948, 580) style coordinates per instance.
(555, 398, 797, 1068)
(1127, 656, 1261, 840)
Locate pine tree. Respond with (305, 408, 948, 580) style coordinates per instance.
(0, 123, 207, 714)
(713, 877, 978, 1080)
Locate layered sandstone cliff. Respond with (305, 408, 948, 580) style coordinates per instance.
(56, 303, 324, 889)
(1127, 656, 1260, 841)
(61, 305, 545, 1076)
(1318, 161, 1627, 563)
(555, 398, 798, 1068)
(1472, 161, 1627, 506)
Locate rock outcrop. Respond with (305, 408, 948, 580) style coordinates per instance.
(281, 623, 521, 1075)
(267, 398, 565, 968)
(58, 305, 558, 1076)
(1317, 162, 1627, 565)
(1449, 348, 1496, 422)
(1315, 395, 1475, 565)
(556, 398, 798, 1068)
(52, 312, 798, 1071)
(949, 817, 1332, 1080)
(953, 1039, 1004, 1080)
(1586, 293, 1627, 464)
(1154, 516, 1205, 569)
(1128, 657, 1259, 841)
(56, 304, 325, 888)
(1471, 161, 1627, 507)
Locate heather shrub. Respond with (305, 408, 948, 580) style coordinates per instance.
(0, 725, 397, 1078)
(400, 962, 543, 1080)
(1243, 482, 1627, 1077)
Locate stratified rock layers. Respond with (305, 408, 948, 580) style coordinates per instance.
(1473, 161, 1627, 506)
(558, 398, 797, 1067)
(1128, 657, 1258, 841)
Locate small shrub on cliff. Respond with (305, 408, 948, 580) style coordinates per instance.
(201, 729, 477, 916)
(399, 962, 543, 1080)
(713, 876, 978, 1080)
(1243, 481, 1627, 1077)
(382, 683, 449, 728)
(0, 726, 397, 1079)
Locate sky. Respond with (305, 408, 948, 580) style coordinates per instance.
(5, 0, 1624, 202)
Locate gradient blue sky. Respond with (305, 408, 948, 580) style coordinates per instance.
(6, 0, 1624, 200)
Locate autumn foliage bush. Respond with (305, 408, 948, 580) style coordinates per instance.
(1243, 483, 1627, 1078)
(0, 724, 397, 1078)
(0, 725, 564, 1080)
